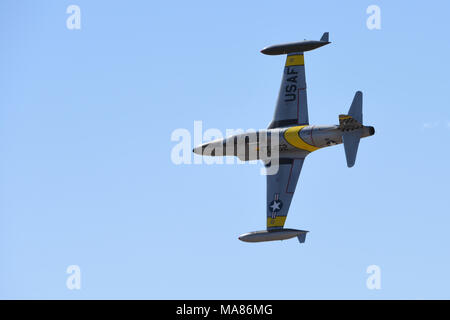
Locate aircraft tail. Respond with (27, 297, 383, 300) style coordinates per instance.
(339, 91, 363, 168)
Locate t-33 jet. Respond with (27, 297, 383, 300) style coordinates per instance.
(193, 33, 375, 244)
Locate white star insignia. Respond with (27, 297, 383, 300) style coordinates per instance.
(270, 201, 281, 212)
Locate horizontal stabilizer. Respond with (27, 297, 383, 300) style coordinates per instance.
(348, 91, 363, 124)
(341, 91, 364, 167)
(343, 129, 362, 168)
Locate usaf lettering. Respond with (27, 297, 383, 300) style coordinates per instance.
(284, 67, 298, 102)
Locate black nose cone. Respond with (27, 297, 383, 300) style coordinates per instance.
(368, 126, 375, 136)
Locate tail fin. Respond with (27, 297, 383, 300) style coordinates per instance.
(339, 91, 363, 168)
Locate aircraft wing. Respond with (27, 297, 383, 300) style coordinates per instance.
(268, 53, 309, 129)
(266, 158, 304, 230)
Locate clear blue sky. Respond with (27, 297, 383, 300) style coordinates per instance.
(1, 0, 450, 299)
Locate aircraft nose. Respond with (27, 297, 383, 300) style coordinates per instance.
(192, 145, 204, 155)
(368, 126, 375, 136)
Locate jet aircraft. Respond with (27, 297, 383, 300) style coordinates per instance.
(193, 33, 375, 243)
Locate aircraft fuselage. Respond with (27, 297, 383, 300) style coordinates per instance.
(193, 124, 375, 160)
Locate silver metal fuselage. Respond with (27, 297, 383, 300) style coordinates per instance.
(193, 124, 375, 160)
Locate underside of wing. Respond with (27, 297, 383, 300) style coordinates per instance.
(268, 53, 309, 129)
(266, 158, 304, 230)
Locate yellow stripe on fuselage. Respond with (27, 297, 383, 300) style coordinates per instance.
(284, 126, 320, 152)
(285, 54, 304, 66)
(267, 216, 287, 228)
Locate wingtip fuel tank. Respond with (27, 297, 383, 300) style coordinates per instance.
(238, 228, 309, 243)
(260, 32, 330, 55)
